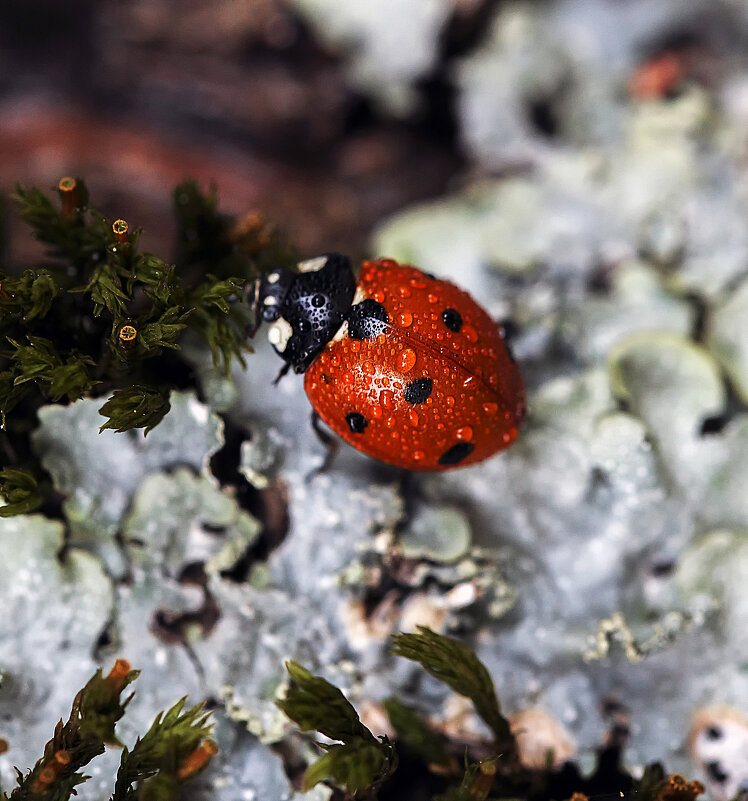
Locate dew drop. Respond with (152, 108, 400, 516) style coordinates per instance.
(410, 278, 427, 289)
(414, 450, 425, 460)
(371, 406, 383, 420)
(351, 341, 361, 353)
(408, 409, 419, 427)
(363, 361, 376, 375)
(330, 354, 341, 367)
(397, 311, 413, 327)
(398, 348, 417, 372)
(373, 290, 385, 303)
(463, 324, 478, 343)
(343, 372, 354, 385)
(399, 286, 411, 298)
(427, 293, 438, 304)
(483, 402, 498, 414)
(456, 426, 473, 441)
(381, 389, 395, 409)
(385, 416, 397, 429)
(446, 395, 455, 407)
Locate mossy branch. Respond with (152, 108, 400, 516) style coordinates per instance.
(277, 661, 396, 796)
(1, 660, 216, 801)
(392, 627, 515, 756)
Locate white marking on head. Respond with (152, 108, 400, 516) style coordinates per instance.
(267, 272, 280, 284)
(267, 317, 293, 352)
(263, 296, 277, 306)
(297, 256, 328, 274)
(353, 286, 367, 305)
(331, 320, 348, 343)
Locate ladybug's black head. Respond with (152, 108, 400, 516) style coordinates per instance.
(257, 253, 356, 373)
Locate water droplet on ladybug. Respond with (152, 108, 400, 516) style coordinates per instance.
(381, 390, 395, 409)
(373, 289, 385, 303)
(483, 402, 498, 414)
(456, 426, 473, 441)
(427, 293, 438, 304)
(463, 324, 478, 343)
(408, 410, 419, 427)
(397, 311, 413, 327)
(398, 348, 417, 372)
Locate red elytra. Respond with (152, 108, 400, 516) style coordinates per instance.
(256, 256, 525, 471)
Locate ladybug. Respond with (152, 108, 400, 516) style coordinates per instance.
(254, 254, 525, 471)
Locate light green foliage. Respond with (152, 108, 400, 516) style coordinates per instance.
(98, 385, 171, 435)
(0, 468, 44, 517)
(277, 661, 395, 794)
(1, 665, 213, 801)
(278, 662, 374, 743)
(391, 627, 514, 752)
(301, 739, 396, 795)
(111, 699, 213, 801)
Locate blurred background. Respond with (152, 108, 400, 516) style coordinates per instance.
(1, 0, 471, 261)
(2, 0, 745, 263)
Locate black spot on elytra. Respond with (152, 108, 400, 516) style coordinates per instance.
(348, 299, 389, 340)
(345, 412, 368, 434)
(404, 377, 433, 405)
(442, 308, 462, 332)
(706, 762, 729, 784)
(438, 441, 474, 466)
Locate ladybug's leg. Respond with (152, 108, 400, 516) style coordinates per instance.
(307, 410, 339, 480)
(272, 363, 292, 385)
